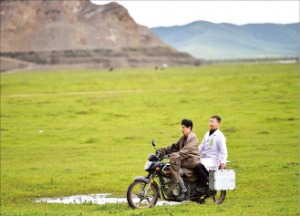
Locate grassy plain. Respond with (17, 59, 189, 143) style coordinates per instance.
(1, 63, 299, 215)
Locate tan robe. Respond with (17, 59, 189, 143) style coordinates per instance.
(157, 132, 200, 182)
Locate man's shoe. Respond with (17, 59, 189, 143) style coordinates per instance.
(176, 191, 187, 201)
(177, 178, 187, 201)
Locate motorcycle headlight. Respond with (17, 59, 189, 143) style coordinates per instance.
(144, 161, 152, 170)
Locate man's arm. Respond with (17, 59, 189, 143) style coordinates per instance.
(217, 135, 227, 168)
(156, 139, 180, 156)
(198, 133, 206, 154)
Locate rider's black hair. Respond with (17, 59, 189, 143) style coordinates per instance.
(181, 119, 193, 130)
(211, 115, 221, 123)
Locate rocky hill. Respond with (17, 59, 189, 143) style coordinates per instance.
(152, 21, 300, 60)
(0, 0, 198, 72)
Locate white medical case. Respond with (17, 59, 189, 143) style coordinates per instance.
(209, 169, 236, 190)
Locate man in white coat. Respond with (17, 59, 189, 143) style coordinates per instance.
(194, 115, 228, 185)
(199, 115, 228, 170)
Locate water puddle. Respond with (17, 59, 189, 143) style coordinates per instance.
(35, 193, 180, 206)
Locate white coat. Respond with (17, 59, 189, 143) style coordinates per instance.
(199, 129, 227, 171)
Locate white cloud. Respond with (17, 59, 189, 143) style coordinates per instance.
(90, 1, 299, 27)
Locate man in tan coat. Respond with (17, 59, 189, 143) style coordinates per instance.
(156, 119, 200, 200)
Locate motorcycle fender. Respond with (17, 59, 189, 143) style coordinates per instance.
(133, 176, 161, 198)
(134, 176, 150, 183)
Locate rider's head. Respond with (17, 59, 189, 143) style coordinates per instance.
(209, 115, 221, 130)
(181, 119, 193, 136)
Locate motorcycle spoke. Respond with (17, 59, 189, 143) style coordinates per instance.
(137, 199, 144, 204)
(139, 183, 146, 191)
(134, 188, 150, 205)
(145, 195, 152, 203)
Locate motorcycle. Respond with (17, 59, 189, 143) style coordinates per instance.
(126, 140, 229, 209)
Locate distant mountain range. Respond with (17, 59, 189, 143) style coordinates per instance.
(152, 21, 300, 60)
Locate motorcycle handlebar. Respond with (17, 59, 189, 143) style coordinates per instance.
(155, 154, 170, 161)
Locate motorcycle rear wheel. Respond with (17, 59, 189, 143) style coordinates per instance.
(127, 180, 159, 209)
(214, 190, 226, 204)
(200, 190, 226, 204)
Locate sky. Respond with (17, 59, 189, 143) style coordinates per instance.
(90, 1, 299, 28)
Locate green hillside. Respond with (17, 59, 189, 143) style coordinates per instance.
(152, 21, 300, 59)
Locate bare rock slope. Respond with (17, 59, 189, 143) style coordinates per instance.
(0, 0, 198, 71)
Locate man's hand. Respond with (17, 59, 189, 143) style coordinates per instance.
(219, 163, 226, 169)
(170, 143, 177, 149)
(155, 149, 163, 157)
(155, 149, 162, 156)
(155, 149, 164, 160)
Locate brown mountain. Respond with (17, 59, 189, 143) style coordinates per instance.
(0, 0, 199, 72)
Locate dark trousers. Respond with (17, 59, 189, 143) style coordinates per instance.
(194, 163, 209, 185)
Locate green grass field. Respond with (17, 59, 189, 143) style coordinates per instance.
(1, 63, 299, 215)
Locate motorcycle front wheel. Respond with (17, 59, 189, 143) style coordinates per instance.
(127, 180, 159, 209)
